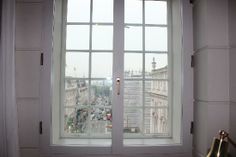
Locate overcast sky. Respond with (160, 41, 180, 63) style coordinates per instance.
(65, 0, 168, 78)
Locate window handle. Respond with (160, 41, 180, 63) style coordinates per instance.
(116, 77, 120, 95)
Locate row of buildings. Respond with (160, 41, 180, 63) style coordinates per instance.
(64, 58, 168, 136)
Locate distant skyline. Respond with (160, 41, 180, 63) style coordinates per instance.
(66, 53, 167, 78)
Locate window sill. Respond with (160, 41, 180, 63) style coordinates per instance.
(48, 138, 185, 156)
(53, 138, 112, 147)
(124, 138, 181, 146)
(52, 138, 181, 147)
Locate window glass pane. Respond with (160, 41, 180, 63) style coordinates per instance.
(65, 52, 89, 78)
(124, 80, 143, 107)
(90, 107, 112, 135)
(124, 53, 142, 79)
(91, 53, 113, 78)
(145, 53, 168, 78)
(91, 80, 112, 107)
(65, 79, 89, 107)
(145, 1, 167, 25)
(66, 25, 90, 50)
(124, 108, 143, 134)
(64, 107, 89, 134)
(125, 26, 142, 50)
(144, 108, 169, 134)
(92, 25, 113, 50)
(93, 0, 113, 23)
(125, 0, 142, 24)
(145, 80, 168, 107)
(90, 80, 112, 135)
(67, 0, 90, 22)
(145, 27, 167, 51)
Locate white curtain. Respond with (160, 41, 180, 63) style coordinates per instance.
(0, 0, 20, 156)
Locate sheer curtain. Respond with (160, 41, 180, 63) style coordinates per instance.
(0, 0, 20, 156)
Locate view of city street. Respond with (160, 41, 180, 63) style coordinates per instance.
(64, 58, 168, 136)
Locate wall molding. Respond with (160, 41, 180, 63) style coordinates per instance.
(16, 1, 42, 4)
(194, 45, 231, 54)
(16, 97, 40, 101)
(194, 99, 230, 105)
(15, 48, 42, 53)
(194, 45, 236, 54)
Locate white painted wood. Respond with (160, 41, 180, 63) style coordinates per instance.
(0, 0, 7, 155)
(20, 148, 40, 157)
(44, 153, 192, 157)
(228, 0, 236, 47)
(17, 0, 43, 2)
(230, 48, 236, 103)
(193, 0, 229, 51)
(40, 0, 55, 155)
(207, 0, 229, 47)
(0, 0, 20, 157)
(229, 0, 236, 156)
(15, 3, 42, 50)
(194, 50, 208, 102)
(181, 0, 194, 153)
(41, 0, 193, 156)
(229, 102, 236, 156)
(112, 0, 124, 154)
(15, 51, 41, 98)
(193, 101, 230, 155)
(17, 98, 40, 148)
(193, 101, 208, 155)
(193, 0, 207, 50)
(207, 49, 229, 101)
(207, 102, 230, 146)
(194, 49, 229, 102)
(193, 0, 231, 156)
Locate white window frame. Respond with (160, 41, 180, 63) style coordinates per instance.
(61, 0, 171, 140)
(40, 0, 193, 156)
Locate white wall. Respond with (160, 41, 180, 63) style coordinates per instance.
(229, 0, 236, 156)
(15, 0, 43, 156)
(193, 0, 230, 156)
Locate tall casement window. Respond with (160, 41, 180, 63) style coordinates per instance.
(50, 0, 190, 152)
(63, 0, 170, 139)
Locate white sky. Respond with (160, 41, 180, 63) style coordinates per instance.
(65, 0, 168, 78)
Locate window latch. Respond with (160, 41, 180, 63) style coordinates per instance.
(116, 77, 120, 95)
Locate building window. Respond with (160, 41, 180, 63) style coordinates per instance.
(62, 0, 170, 139)
(52, 0, 185, 147)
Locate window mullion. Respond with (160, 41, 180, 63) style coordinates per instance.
(88, 0, 93, 138)
(61, 0, 68, 138)
(167, 0, 172, 137)
(142, 0, 145, 136)
(112, 0, 125, 153)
